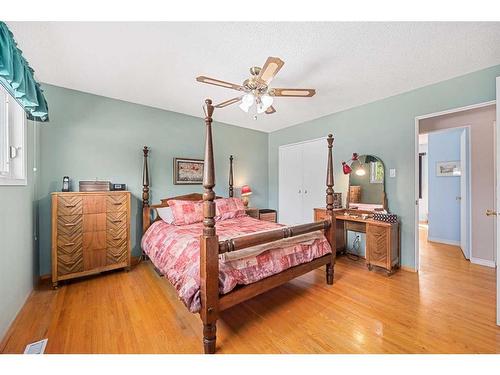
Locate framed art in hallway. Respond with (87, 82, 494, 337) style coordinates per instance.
(436, 160, 461, 177)
(173, 158, 204, 184)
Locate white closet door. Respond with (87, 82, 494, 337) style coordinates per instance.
(301, 138, 328, 223)
(279, 144, 303, 225)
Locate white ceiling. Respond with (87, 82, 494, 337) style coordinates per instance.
(7, 22, 500, 133)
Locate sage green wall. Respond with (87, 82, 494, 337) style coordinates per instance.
(38, 84, 269, 276)
(268, 65, 500, 269)
(0, 123, 39, 339)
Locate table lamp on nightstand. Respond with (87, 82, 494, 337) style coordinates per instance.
(241, 185, 252, 207)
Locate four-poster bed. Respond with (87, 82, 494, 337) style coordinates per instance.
(141, 99, 337, 354)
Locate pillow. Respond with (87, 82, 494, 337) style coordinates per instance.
(167, 199, 204, 225)
(215, 197, 246, 221)
(156, 206, 174, 224)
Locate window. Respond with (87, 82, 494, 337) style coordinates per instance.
(0, 85, 27, 185)
(370, 161, 384, 184)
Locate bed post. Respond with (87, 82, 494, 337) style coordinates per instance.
(229, 155, 234, 198)
(142, 146, 150, 259)
(200, 99, 219, 354)
(325, 134, 335, 285)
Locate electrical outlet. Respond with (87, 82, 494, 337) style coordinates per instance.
(389, 168, 396, 178)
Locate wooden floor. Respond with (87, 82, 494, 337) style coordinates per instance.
(1, 227, 499, 354)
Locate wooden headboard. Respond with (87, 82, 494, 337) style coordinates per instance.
(141, 148, 232, 234)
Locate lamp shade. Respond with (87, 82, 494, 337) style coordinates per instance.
(241, 185, 252, 196)
(342, 161, 352, 175)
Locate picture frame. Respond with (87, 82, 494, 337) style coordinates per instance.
(173, 158, 204, 185)
(436, 160, 461, 177)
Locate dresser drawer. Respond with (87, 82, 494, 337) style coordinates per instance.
(83, 195, 106, 214)
(107, 211, 127, 227)
(57, 215, 83, 236)
(58, 195, 83, 216)
(106, 194, 128, 212)
(107, 232, 127, 249)
(83, 213, 107, 232)
(107, 243, 128, 265)
(57, 233, 83, 276)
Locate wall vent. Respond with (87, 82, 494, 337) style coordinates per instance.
(24, 338, 48, 354)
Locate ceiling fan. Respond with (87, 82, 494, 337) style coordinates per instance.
(196, 57, 316, 117)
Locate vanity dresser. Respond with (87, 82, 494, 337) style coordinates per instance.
(315, 153, 400, 275)
(51, 191, 131, 288)
(314, 208, 399, 275)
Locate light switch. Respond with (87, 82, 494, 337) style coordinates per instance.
(389, 168, 396, 178)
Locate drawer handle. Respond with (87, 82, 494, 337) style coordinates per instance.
(111, 220, 122, 223)
(113, 237, 122, 241)
(63, 242, 76, 246)
(112, 202, 123, 205)
(65, 204, 77, 208)
(64, 223, 78, 227)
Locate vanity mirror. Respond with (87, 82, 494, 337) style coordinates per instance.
(347, 154, 387, 211)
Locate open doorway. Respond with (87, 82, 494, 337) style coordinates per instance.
(415, 102, 497, 271)
(418, 128, 470, 258)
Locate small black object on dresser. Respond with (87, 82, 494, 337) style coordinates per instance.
(112, 183, 127, 191)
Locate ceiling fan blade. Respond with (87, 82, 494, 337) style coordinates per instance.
(257, 57, 284, 84)
(215, 97, 242, 108)
(196, 76, 244, 91)
(271, 88, 316, 97)
(265, 106, 276, 114)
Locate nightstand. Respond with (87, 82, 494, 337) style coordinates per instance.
(245, 208, 277, 223)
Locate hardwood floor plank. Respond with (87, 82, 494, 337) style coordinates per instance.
(1, 227, 499, 354)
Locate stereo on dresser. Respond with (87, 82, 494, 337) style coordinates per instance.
(111, 183, 127, 191)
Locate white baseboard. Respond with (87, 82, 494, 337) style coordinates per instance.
(427, 236, 460, 246)
(470, 257, 496, 268)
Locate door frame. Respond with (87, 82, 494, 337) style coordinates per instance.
(414, 100, 496, 271)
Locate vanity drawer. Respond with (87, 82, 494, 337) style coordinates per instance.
(345, 220, 366, 233)
(57, 196, 83, 216)
(367, 224, 389, 267)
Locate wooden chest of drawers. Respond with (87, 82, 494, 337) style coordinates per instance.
(51, 191, 131, 288)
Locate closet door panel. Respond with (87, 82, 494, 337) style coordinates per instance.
(279, 144, 303, 225)
(301, 138, 327, 223)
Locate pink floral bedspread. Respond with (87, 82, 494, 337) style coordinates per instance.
(141, 216, 332, 313)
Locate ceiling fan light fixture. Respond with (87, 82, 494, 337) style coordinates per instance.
(239, 102, 251, 113)
(261, 94, 273, 109)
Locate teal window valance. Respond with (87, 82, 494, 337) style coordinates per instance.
(0, 21, 48, 122)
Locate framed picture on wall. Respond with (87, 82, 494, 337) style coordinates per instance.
(436, 160, 461, 177)
(173, 158, 204, 184)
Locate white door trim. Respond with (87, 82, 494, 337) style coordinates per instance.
(414, 100, 496, 272)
